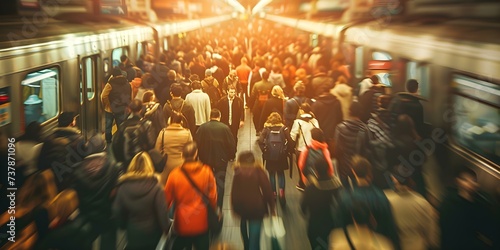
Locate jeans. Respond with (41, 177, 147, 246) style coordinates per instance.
(268, 170, 285, 193)
(240, 219, 262, 250)
(104, 111, 126, 142)
(213, 165, 228, 209)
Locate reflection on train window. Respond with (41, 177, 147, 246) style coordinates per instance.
(112, 47, 128, 68)
(452, 75, 500, 165)
(83, 57, 95, 100)
(21, 68, 59, 126)
(354, 46, 364, 78)
(406, 61, 429, 98)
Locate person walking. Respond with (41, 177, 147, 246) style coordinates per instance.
(231, 151, 275, 250)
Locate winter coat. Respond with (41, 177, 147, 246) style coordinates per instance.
(389, 92, 425, 136)
(333, 119, 370, 177)
(259, 96, 284, 131)
(310, 73, 334, 98)
(290, 117, 320, 152)
(165, 161, 217, 236)
(284, 96, 310, 128)
(113, 176, 170, 249)
(163, 98, 197, 136)
(72, 152, 120, 223)
(155, 124, 193, 185)
(231, 167, 275, 220)
(185, 90, 211, 126)
(107, 75, 132, 114)
(311, 93, 343, 142)
(195, 120, 236, 170)
(268, 72, 285, 89)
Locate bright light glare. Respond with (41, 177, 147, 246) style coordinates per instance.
(252, 0, 272, 15)
(226, 0, 245, 13)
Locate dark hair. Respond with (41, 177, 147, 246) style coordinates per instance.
(351, 155, 372, 179)
(170, 83, 183, 97)
(261, 71, 270, 80)
(112, 67, 122, 77)
(210, 108, 221, 119)
(142, 91, 155, 103)
(406, 79, 419, 93)
(120, 55, 128, 63)
(310, 128, 325, 143)
(237, 151, 255, 164)
(182, 142, 198, 160)
(349, 101, 363, 118)
(457, 167, 477, 181)
(370, 75, 380, 84)
(129, 99, 143, 113)
(189, 74, 200, 82)
(20, 122, 42, 142)
(191, 80, 202, 90)
(301, 102, 313, 114)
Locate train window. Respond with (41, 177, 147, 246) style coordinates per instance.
(163, 37, 169, 52)
(21, 68, 59, 126)
(406, 62, 430, 98)
(83, 57, 96, 100)
(451, 75, 500, 164)
(112, 47, 128, 68)
(354, 46, 364, 78)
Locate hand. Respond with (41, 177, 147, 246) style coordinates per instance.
(239, 121, 244, 128)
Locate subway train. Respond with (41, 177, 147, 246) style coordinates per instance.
(265, 14, 500, 198)
(0, 13, 231, 140)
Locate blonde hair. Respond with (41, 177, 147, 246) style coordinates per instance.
(233, 151, 263, 169)
(265, 112, 283, 125)
(271, 85, 285, 99)
(119, 151, 158, 182)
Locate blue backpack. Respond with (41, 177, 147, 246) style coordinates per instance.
(304, 147, 325, 178)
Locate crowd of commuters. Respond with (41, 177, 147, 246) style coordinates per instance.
(1, 20, 499, 250)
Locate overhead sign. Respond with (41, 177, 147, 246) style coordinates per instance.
(368, 60, 392, 70)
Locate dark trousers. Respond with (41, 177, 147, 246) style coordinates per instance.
(229, 123, 239, 146)
(213, 165, 228, 209)
(296, 150, 305, 187)
(308, 231, 330, 250)
(172, 232, 209, 250)
(105, 111, 126, 142)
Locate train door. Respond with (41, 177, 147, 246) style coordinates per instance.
(80, 56, 99, 140)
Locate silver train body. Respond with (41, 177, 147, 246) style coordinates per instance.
(266, 14, 500, 198)
(0, 14, 232, 141)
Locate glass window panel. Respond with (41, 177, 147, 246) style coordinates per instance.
(85, 58, 95, 100)
(355, 46, 364, 78)
(21, 68, 59, 126)
(112, 47, 127, 68)
(372, 51, 392, 60)
(452, 75, 500, 165)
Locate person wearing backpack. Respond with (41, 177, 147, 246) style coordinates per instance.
(258, 112, 289, 205)
(202, 69, 221, 107)
(112, 100, 156, 167)
(141, 90, 166, 139)
(290, 104, 320, 191)
(164, 83, 196, 137)
(298, 128, 334, 186)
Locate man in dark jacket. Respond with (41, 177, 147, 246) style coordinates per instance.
(37, 111, 86, 191)
(196, 108, 236, 208)
(217, 85, 245, 145)
(119, 55, 136, 82)
(72, 135, 121, 249)
(334, 102, 370, 188)
(112, 100, 156, 167)
(312, 87, 343, 156)
(250, 70, 272, 135)
(101, 67, 132, 143)
(389, 79, 425, 137)
(164, 83, 197, 137)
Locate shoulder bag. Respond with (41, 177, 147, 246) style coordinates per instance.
(179, 167, 223, 236)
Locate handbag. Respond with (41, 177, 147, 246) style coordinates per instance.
(180, 167, 223, 236)
(263, 216, 286, 250)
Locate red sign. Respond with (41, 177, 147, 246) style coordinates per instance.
(368, 60, 392, 70)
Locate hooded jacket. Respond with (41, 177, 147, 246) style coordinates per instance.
(72, 152, 120, 223)
(113, 175, 169, 249)
(298, 139, 334, 185)
(311, 93, 343, 141)
(334, 119, 370, 176)
(107, 75, 132, 114)
(268, 72, 285, 89)
(389, 92, 425, 136)
(330, 83, 353, 121)
(164, 161, 217, 236)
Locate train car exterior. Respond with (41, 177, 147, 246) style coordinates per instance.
(343, 18, 500, 196)
(0, 14, 234, 141)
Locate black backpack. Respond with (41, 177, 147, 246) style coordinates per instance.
(264, 126, 287, 161)
(113, 118, 155, 163)
(143, 102, 166, 139)
(203, 79, 221, 107)
(167, 100, 189, 130)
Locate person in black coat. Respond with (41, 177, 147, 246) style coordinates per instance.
(217, 85, 245, 145)
(195, 109, 236, 208)
(311, 87, 343, 156)
(388, 79, 426, 137)
(259, 85, 285, 134)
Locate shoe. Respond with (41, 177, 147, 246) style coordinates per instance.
(295, 184, 305, 192)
